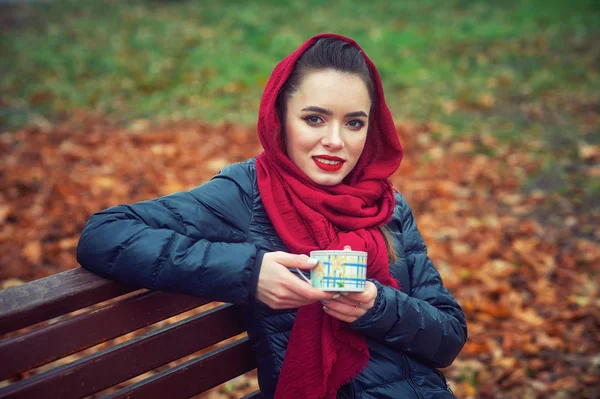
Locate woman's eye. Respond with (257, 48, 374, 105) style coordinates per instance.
(347, 120, 365, 129)
(304, 115, 324, 125)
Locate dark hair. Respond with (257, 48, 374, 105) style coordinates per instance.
(276, 38, 374, 122)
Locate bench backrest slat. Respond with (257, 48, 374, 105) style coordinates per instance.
(1, 303, 247, 399)
(0, 268, 136, 335)
(106, 337, 258, 399)
(0, 267, 260, 398)
(0, 290, 209, 380)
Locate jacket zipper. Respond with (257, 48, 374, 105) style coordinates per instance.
(401, 353, 424, 399)
(434, 368, 454, 394)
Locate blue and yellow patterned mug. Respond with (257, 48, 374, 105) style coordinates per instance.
(297, 247, 367, 292)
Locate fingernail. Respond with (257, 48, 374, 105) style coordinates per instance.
(321, 300, 329, 305)
(307, 258, 319, 266)
(322, 306, 329, 312)
(341, 292, 349, 296)
(332, 294, 341, 299)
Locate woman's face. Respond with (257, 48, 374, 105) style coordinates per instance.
(284, 70, 371, 186)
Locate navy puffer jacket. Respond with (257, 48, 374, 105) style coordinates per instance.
(77, 159, 467, 398)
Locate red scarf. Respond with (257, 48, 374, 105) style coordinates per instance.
(255, 33, 403, 398)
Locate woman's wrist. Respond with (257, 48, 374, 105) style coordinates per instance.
(350, 279, 385, 327)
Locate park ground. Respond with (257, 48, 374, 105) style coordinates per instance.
(1, 1, 599, 397)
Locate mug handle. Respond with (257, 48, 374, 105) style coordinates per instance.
(295, 268, 312, 284)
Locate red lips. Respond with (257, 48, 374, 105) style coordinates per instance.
(312, 155, 345, 172)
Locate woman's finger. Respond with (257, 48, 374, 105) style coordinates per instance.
(322, 305, 357, 323)
(329, 295, 363, 307)
(330, 292, 374, 310)
(322, 298, 364, 317)
(342, 283, 377, 304)
(263, 292, 318, 309)
(283, 273, 334, 302)
(345, 286, 376, 302)
(272, 251, 319, 270)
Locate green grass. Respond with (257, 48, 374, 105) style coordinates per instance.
(1, 0, 599, 212)
(1, 0, 598, 128)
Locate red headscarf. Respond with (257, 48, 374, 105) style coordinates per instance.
(255, 33, 403, 399)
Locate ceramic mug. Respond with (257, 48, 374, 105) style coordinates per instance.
(297, 248, 367, 292)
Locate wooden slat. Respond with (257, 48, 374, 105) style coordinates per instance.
(0, 303, 246, 399)
(0, 268, 136, 335)
(0, 290, 210, 380)
(105, 337, 258, 399)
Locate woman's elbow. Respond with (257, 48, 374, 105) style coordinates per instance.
(435, 320, 468, 368)
(76, 218, 115, 279)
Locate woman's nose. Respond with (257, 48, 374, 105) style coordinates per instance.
(321, 123, 344, 150)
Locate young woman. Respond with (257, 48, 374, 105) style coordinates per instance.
(77, 33, 467, 399)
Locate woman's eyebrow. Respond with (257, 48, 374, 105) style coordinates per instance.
(301, 106, 333, 115)
(344, 111, 368, 118)
(301, 106, 368, 118)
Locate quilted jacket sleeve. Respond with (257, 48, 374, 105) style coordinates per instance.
(76, 162, 264, 306)
(350, 193, 468, 368)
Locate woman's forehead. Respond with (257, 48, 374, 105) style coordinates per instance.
(289, 70, 371, 113)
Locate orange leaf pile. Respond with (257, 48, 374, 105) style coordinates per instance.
(1, 115, 598, 398)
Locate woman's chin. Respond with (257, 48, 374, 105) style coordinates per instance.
(307, 171, 346, 186)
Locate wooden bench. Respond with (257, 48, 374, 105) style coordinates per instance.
(0, 267, 260, 399)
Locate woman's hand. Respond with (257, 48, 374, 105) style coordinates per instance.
(257, 251, 336, 309)
(321, 281, 378, 323)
